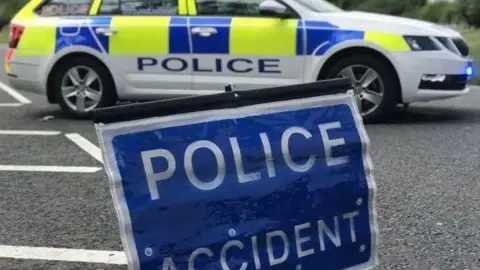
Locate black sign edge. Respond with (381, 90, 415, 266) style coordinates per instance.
(92, 78, 352, 124)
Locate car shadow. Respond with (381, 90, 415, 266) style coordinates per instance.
(29, 103, 480, 125)
(370, 105, 480, 125)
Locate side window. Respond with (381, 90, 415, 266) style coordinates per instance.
(36, 0, 91, 16)
(98, 0, 178, 15)
(195, 0, 264, 16)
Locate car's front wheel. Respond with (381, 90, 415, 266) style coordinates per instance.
(323, 54, 400, 123)
(52, 57, 117, 119)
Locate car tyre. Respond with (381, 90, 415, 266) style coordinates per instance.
(52, 57, 117, 119)
(323, 54, 400, 123)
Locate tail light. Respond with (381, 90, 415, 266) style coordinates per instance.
(8, 24, 25, 49)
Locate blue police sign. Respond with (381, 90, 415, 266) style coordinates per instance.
(96, 93, 378, 270)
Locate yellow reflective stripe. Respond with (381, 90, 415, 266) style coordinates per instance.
(109, 16, 170, 55)
(178, 0, 187, 15)
(229, 18, 296, 56)
(4, 63, 11, 74)
(89, 0, 102, 15)
(364, 31, 410, 51)
(16, 18, 57, 56)
(12, 0, 55, 56)
(12, 0, 42, 21)
(186, 0, 197, 15)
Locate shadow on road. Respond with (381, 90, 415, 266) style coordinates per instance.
(378, 106, 480, 125)
(28, 103, 480, 126)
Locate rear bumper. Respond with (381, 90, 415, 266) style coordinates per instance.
(7, 73, 45, 95)
(5, 56, 46, 95)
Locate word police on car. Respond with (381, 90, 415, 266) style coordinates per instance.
(137, 57, 282, 74)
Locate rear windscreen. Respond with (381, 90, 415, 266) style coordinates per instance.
(35, 0, 92, 16)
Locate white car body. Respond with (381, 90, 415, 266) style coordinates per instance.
(5, 0, 476, 120)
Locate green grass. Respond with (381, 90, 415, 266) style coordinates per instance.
(458, 26, 480, 84)
(0, 29, 7, 44)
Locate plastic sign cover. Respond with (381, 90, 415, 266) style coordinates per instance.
(95, 93, 378, 270)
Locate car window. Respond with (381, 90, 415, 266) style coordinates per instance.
(195, 0, 264, 16)
(292, 0, 342, 13)
(37, 0, 92, 16)
(98, 0, 178, 15)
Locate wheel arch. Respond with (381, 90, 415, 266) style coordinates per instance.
(46, 51, 116, 104)
(317, 45, 403, 103)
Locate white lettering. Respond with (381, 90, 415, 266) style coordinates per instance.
(162, 257, 177, 270)
(266, 230, 290, 266)
(184, 140, 226, 190)
(318, 216, 341, 251)
(188, 247, 213, 270)
(230, 137, 261, 183)
(141, 149, 176, 200)
(142, 122, 352, 195)
(220, 240, 247, 270)
(281, 127, 315, 172)
(318, 122, 349, 166)
(294, 222, 314, 258)
(259, 132, 276, 178)
(343, 211, 359, 243)
(170, 212, 360, 268)
(251, 236, 261, 269)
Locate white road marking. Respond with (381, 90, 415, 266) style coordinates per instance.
(0, 81, 31, 104)
(0, 245, 126, 265)
(65, 133, 103, 164)
(0, 165, 101, 173)
(0, 103, 23, 107)
(0, 130, 61, 135)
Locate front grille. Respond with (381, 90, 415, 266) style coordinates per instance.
(436, 37, 450, 49)
(435, 36, 458, 54)
(452, 38, 469, 57)
(419, 74, 468, 91)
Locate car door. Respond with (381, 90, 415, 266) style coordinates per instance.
(187, 0, 305, 92)
(96, 0, 192, 100)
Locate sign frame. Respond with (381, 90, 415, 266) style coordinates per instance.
(94, 78, 378, 270)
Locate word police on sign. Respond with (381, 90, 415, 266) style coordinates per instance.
(94, 81, 378, 270)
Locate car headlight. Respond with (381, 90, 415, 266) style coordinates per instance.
(403, 35, 440, 51)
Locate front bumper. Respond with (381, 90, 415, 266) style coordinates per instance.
(392, 50, 474, 103)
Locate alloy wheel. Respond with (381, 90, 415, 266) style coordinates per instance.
(336, 65, 385, 116)
(60, 66, 103, 113)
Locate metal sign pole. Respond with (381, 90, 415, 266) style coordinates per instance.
(347, 89, 362, 115)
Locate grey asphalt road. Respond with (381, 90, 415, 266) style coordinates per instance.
(0, 46, 479, 269)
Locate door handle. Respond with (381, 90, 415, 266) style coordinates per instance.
(190, 27, 217, 37)
(95, 27, 118, 36)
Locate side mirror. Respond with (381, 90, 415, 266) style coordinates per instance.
(259, 0, 288, 17)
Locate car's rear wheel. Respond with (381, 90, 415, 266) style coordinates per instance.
(52, 57, 117, 119)
(322, 54, 400, 123)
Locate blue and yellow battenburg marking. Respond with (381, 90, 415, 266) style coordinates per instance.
(51, 16, 409, 56)
(56, 17, 111, 53)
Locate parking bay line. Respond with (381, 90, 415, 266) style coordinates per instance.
(65, 133, 104, 164)
(0, 81, 31, 104)
(0, 130, 61, 135)
(0, 103, 23, 107)
(0, 165, 102, 173)
(0, 245, 126, 265)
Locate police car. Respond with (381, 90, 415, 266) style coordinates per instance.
(4, 0, 476, 122)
